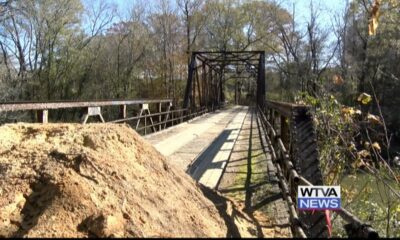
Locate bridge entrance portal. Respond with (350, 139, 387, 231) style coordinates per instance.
(183, 51, 265, 109)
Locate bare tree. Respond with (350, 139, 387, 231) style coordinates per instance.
(177, 0, 205, 63)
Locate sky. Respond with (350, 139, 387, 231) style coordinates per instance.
(284, 0, 348, 44)
(285, 0, 347, 29)
(110, 0, 347, 28)
(107, 0, 347, 41)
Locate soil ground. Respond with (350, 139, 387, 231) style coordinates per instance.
(218, 107, 293, 237)
(0, 123, 277, 237)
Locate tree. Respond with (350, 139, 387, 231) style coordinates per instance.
(177, 0, 205, 64)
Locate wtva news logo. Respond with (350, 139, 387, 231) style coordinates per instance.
(297, 186, 341, 210)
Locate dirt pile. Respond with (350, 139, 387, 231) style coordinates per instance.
(0, 123, 268, 237)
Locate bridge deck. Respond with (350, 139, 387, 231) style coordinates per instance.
(146, 106, 292, 237)
(145, 106, 247, 178)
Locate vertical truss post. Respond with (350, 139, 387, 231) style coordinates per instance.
(202, 64, 206, 107)
(215, 71, 219, 107)
(234, 79, 238, 105)
(192, 66, 196, 109)
(219, 74, 223, 105)
(208, 67, 213, 109)
(238, 79, 241, 104)
(210, 69, 216, 107)
(216, 71, 221, 107)
(183, 54, 196, 109)
(257, 51, 266, 108)
(195, 65, 202, 107)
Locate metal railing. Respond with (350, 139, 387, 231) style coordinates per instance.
(0, 99, 210, 135)
(115, 107, 208, 135)
(257, 100, 379, 238)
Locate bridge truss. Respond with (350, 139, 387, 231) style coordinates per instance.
(183, 51, 265, 109)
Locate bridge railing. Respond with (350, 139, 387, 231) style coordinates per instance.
(257, 100, 378, 238)
(0, 99, 209, 135)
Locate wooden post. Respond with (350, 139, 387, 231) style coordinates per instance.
(36, 110, 48, 123)
(119, 105, 127, 119)
(81, 107, 105, 124)
(144, 114, 147, 135)
(281, 115, 289, 149)
(158, 102, 162, 131)
(270, 110, 275, 139)
(181, 110, 183, 123)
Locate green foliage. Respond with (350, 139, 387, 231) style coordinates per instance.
(298, 90, 400, 237)
(333, 173, 400, 237)
(297, 92, 357, 184)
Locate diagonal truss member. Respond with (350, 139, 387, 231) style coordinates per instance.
(183, 51, 265, 109)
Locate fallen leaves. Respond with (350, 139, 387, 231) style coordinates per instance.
(348, 142, 356, 151)
(367, 113, 382, 125)
(352, 157, 368, 169)
(358, 149, 370, 158)
(371, 142, 381, 152)
(332, 74, 344, 85)
(341, 107, 361, 116)
(357, 93, 372, 105)
(368, 0, 381, 36)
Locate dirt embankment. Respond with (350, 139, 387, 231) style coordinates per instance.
(0, 123, 267, 238)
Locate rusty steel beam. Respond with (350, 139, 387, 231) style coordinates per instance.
(183, 54, 197, 108)
(258, 105, 379, 238)
(0, 99, 172, 112)
(266, 100, 309, 117)
(257, 51, 265, 108)
(193, 50, 264, 55)
(195, 51, 262, 63)
(195, 56, 222, 73)
(184, 50, 265, 110)
(227, 76, 256, 78)
(201, 58, 260, 63)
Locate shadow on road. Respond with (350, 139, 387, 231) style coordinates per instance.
(187, 129, 233, 181)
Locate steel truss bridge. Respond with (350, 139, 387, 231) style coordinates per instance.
(0, 51, 378, 238)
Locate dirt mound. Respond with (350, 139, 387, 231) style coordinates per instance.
(0, 123, 267, 237)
